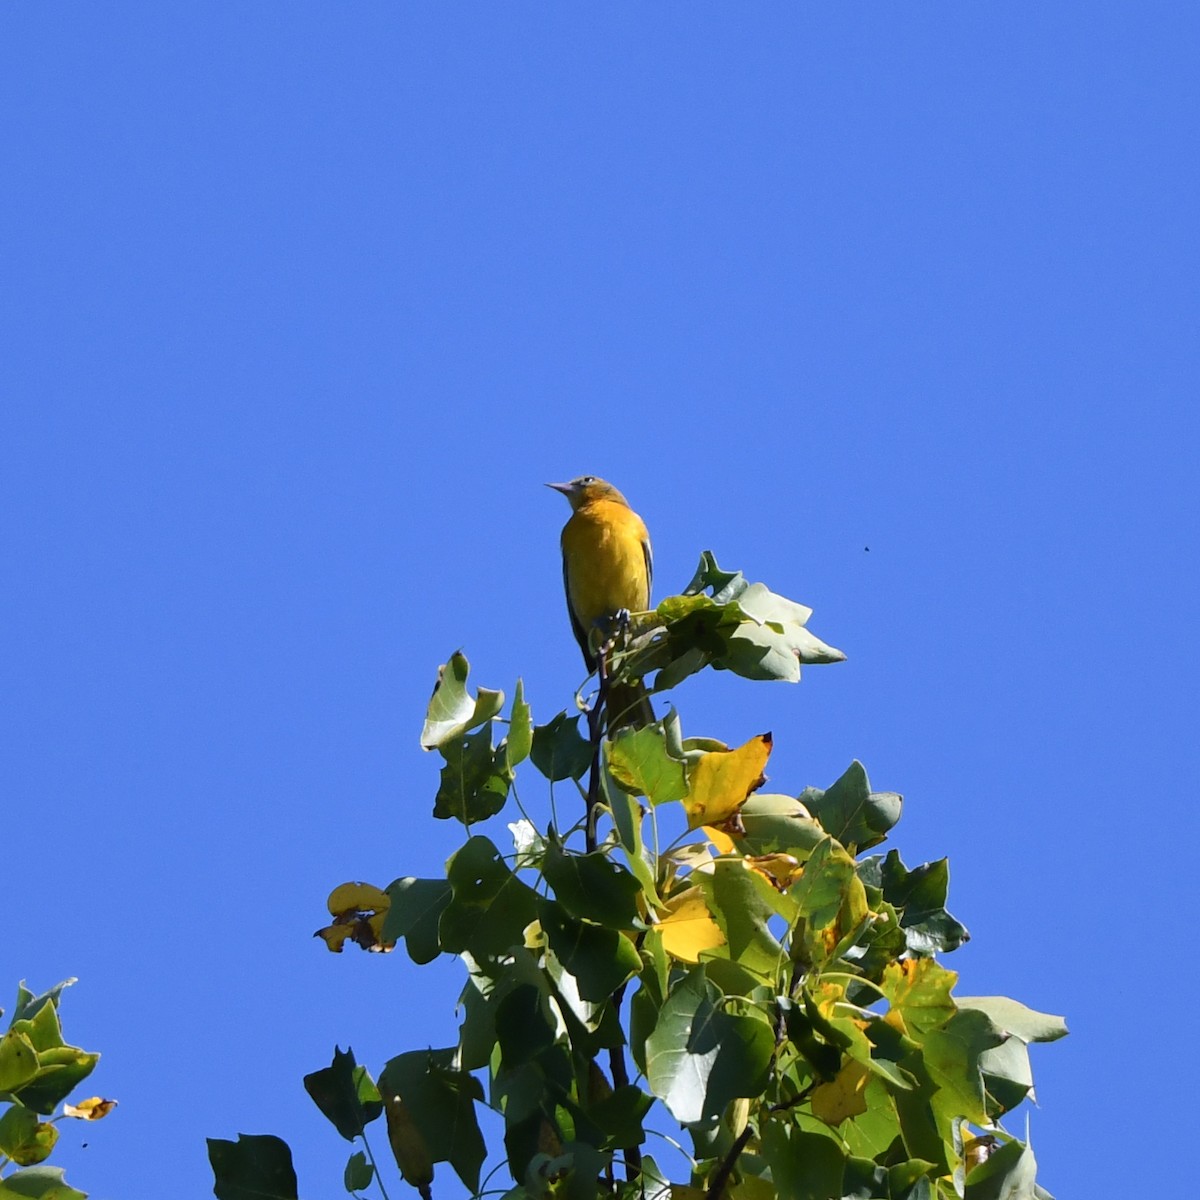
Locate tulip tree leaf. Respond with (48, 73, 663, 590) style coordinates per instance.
(379, 1049, 486, 1193)
(880, 959, 958, 1041)
(737, 793, 826, 858)
(922, 1009, 1006, 1126)
(439, 837, 539, 961)
(963, 1136, 1039, 1200)
(531, 712, 593, 782)
(207, 1134, 300, 1200)
(542, 839, 643, 929)
(606, 723, 688, 804)
(954, 997, 1068, 1045)
(801, 761, 901, 853)
(538, 899, 640, 1002)
(644, 967, 774, 1124)
(761, 1122, 846, 1200)
(700, 859, 786, 978)
(420, 651, 505, 750)
(434, 726, 513, 824)
(0, 1105, 58, 1167)
(879, 851, 969, 955)
(683, 734, 772, 830)
(382, 877, 453, 964)
(303, 1046, 382, 1142)
(506, 679, 534, 769)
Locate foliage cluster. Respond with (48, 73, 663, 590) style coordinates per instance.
(0, 979, 114, 1199)
(209, 555, 1064, 1200)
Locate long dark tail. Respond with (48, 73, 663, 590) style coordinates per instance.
(605, 678, 655, 731)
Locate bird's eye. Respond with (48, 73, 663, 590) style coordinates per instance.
(580, 475, 594, 484)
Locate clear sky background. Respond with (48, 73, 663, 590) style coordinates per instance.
(3, 5, 1197, 1198)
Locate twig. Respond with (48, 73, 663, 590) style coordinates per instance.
(607, 979, 643, 1181)
(584, 644, 610, 853)
(704, 1084, 817, 1200)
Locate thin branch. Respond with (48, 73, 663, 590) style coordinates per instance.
(704, 1084, 818, 1200)
(584, 644, 610, 853)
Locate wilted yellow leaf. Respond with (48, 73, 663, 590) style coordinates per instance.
(683, 734, 772, 830)
(658, 887, 726, 963)
(317, 880, 395, 953)
(62, 1097, 117, 1121)
(327, 881, 390, 917)
(315, 924, 356, 952)
(811, 1059, 870, 1125)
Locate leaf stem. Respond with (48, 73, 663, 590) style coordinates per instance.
(358, 1128, 394, 1200)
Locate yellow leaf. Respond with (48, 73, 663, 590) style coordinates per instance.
(658, 887, 726, 963)
(314, 924, 355, 952)
(745, 853, 802, 889)
(327, 881, 390, 917)
(811, 1059, 870, 1125)
(703, 825, 736, 855)
(683, 734, 772, 830)
(62, 1097, 117, 1121)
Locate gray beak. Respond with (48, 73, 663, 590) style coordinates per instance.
(545, 482, 573, 496)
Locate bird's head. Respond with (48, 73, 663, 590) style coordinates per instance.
(545, 476, 629, 511)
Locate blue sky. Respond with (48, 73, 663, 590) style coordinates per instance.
(3, 5, 1197, 1197)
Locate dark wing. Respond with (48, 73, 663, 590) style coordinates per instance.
(563, 551, 595, 671)
(643, 535, 653, 604)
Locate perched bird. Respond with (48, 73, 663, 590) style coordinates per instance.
(547, 476, 655, 728)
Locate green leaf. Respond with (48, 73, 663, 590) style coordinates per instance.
(922, 1010, 1006, 1127)
(542, 839, 643, 929)
(8, 1002, 63, 1053)
(439, 836, 540, 960)
(649, 554, 846, 689)
(801, 761, 901, 853)
(879, 852, 969, 955)
(344, 1149, 374, 1193)
(788, 838, 869, 968)
(963, 1137, 1038, 1200)
(10, 1045, 100, 1116)
(644, 967, 773, 1124)
(0, 1166, 86, 1200)
(303, 1046, 382, 1142)
(207, 1134, 299, 1200)
(538, 899, 641, 1002)
(434, 725, 513, 823)
(880, 959, 958, 1041)
(506, 679, 534, 769)
(0, 1031, 38, 1093)
(760, 1121, 845, 1200)
(0, 1105, 57, 1167)
(495, 984, 557, 1069)
(587, 1084, 653, 1149)
(737, 793, 826, 857)
(9, 981, 75, 1027)
(526, 1141, 610, 1200)
(606, 723, 688, 804)
(604, 769, 658, 901)
(701, 859, 787, 978)
(379, 1049, 486, 1193)
(682, 552, 749, 602)
(382, 877, 452, 964)
(977, 1035, 1034, 1119)
(530, 712, 593, 782)
(954, 997, 1068, 1044)
(420, 650, 505, 750)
